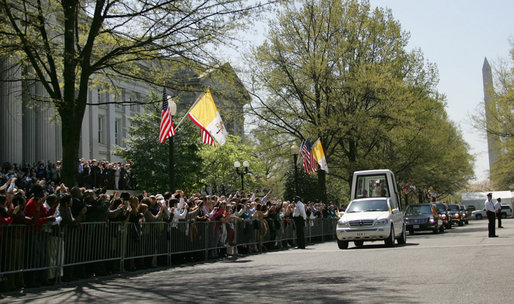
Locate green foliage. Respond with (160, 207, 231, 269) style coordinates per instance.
(115, 94, 267, 195)
(198, 134, 266, 194)
(0, 0, 270, 185)
(247, 0, 474, 199)
(283, 167, 318, 203)
(114, 97, 203, 194)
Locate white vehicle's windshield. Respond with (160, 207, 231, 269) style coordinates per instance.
(347, 200, 389, 213)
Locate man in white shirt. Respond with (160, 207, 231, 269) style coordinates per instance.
(495, 198, 503, 229)
(484, 193, 497, 237)
(293, 196, 307, 249)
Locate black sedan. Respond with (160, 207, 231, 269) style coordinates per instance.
(405, 204, 444, 234)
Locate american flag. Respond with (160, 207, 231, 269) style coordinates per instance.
(159, 88, 175, 144)
(201, 129, 214, 146)
(300, 139, 317, 175)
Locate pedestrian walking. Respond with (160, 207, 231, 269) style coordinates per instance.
(495, 198, 503, 228)
(293, 196, 307, 249)
(484, 193, 497, 237)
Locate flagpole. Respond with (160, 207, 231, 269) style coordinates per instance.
(174, 88, 210, 131)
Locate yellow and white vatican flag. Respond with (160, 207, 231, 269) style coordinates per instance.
(187, 88, 227, 146)
(312, 138, 328, 172)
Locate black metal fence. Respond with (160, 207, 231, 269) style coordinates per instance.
(0, 218, 338, 278)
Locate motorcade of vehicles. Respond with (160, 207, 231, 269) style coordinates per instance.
(472, 209, 487, 220)
(404, 203, 444, 234)
(459, 205, 469, 224)
(500, 205, 513, 218)
(435, 202, 452, 229)
(336, 169, 406, 249)
(448, 204, 464, 226)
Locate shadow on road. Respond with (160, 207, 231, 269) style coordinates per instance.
(4, 254, 420, 304)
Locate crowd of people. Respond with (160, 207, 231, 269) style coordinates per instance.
(0, 159, 134, 193)
(0, 159, 340, 291)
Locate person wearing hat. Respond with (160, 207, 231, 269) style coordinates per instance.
(292, 195, 307, 249)
(484, 193, 497, 237)
(495, 197, 503, 228)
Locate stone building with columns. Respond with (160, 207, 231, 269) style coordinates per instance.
(0, 58, 250, 166)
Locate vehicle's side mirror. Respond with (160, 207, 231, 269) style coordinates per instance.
(392, 208, 399, 213)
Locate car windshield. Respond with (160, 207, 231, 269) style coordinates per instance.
(436, 203, 447, 211)
(448, 205, 459, 211)
(347, 200, 389, 213)
(405, 205, 432, 216)
(501, 206, 510, 209)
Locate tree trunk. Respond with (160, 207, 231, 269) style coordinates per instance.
(60, 115, 81, 186)
(318, 169, 327, 203)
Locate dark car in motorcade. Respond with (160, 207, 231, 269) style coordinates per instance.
(448, 204, 464, 226)
(405, 204, 444, 234)
(459, 205, 469, 224)
(435, 202, 452, 229)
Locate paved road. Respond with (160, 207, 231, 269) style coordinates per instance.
(2, 219, 514, 303)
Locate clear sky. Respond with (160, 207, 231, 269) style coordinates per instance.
(227, 0, 513, 183)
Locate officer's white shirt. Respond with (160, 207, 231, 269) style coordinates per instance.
(293, 201, 307, 220)
(484, 199, 496, 212)
(494, 201, 501, 212)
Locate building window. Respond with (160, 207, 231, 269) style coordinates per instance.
(130, 91, 137, 112)
(98, 115, 105, 144)
(114, 119, 121, 145)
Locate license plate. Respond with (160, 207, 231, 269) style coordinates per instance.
(414, 225, 420, 228)
(356, 232, 365, 236)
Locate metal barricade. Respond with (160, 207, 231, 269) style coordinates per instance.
(0, 218, 338, 278)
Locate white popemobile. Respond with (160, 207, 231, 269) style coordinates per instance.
(336, 169, 406, 249)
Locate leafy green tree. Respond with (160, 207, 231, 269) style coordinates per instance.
(283, 168, 319, 203)
(198, 134, 266, 195)
(114, 97, 203, 194)
(247, 0, 473, 200)
(0, 0, 269, 185)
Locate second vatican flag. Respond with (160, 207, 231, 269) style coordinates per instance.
(188, 88, 227, 146)
(311, 138, 328, 172)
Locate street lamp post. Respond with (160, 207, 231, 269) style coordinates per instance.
(168, 95, 177, 192)
(290, 143, 299, 197)
(234, 160, 249, 190)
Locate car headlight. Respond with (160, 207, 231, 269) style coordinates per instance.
(338, 220, 349, 228)
(429, 217, 435, 223)
(375, 218, 389, 225)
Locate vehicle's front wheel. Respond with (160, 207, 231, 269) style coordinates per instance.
(476, 214, 482, 220)
(458, 221, 464, 226)
(354, 240, 364, 248)
(397, 225, 407, 245)
(502, 213, 507, 219)
(384, 226, 395, 247)
(439, 225, 445, 233)
(337, 239, 349, 249)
